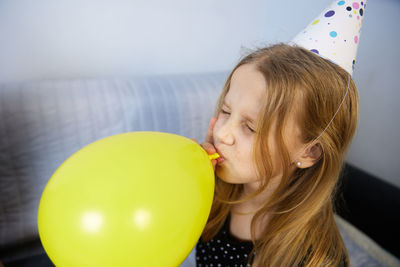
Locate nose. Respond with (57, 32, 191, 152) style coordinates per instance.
(214, 118, 235, 146)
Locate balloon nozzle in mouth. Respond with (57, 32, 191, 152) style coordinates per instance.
(208, 153, 220, 161)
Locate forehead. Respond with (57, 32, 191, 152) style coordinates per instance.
(225, 64, 266, 115)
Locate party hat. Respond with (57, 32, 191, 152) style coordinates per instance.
(291, 0, 366, 75)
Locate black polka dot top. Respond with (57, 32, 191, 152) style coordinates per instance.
(196, 216, 254, 267)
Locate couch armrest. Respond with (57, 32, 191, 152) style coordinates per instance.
(335, 215, 400, 267)
(335, 163, 400, 258)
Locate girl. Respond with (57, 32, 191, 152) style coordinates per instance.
(196, 43, 358, 266)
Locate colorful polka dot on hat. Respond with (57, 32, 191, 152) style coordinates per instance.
(291, 0, 367, 75)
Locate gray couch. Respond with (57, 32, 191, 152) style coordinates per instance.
(1, 72, 399, 266)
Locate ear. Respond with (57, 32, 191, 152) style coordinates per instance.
(296, 142, 322, 169)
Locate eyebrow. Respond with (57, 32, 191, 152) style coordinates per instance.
(222, 101, 256, 125)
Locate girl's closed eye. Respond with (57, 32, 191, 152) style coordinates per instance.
(221, 109, 230, 115)
(247, 124, 255, 133)
(221, 108, 230, 114)
(245, 123, 255, 133)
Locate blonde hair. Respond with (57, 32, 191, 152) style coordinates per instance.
(201, 43, 358, 266)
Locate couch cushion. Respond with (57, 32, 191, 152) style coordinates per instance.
(0, 72, 227, 252)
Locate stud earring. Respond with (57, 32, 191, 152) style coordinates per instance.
(296, 162, 301, 167)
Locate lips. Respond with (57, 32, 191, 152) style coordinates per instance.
(215, 147, 226, 163)
(216, 157, 225, 164)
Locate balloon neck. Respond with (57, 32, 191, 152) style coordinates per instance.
(208, 153, 220, 161)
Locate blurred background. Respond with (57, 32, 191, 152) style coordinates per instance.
(0, 0, 398, 187)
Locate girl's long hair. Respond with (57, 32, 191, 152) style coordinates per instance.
(201, 43, 358, 266)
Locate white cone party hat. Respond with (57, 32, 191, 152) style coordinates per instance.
(291, 0, 366, 75)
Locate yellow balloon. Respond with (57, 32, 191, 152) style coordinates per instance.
(38, 132, 215, 267)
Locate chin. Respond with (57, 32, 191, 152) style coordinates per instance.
(215, 167, 230, 183)
(216, 167, 242, 184)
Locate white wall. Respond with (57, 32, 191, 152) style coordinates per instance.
(345, 0, 400, 188)
(0, 0, 399, 187)
(0, 0, 271, 81)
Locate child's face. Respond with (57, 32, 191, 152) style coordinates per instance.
(213, 64, 303, 187)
